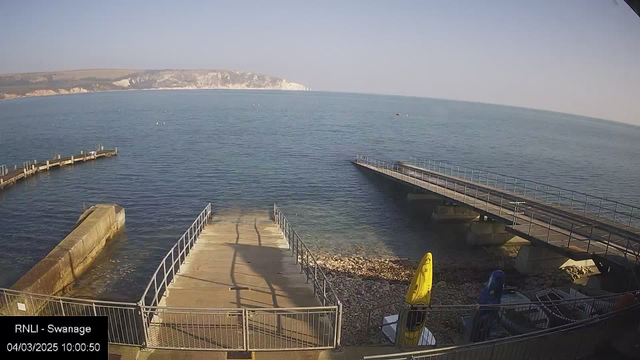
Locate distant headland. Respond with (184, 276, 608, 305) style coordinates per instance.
(0, 69, 309, 100)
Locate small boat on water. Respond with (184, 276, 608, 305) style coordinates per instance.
(498, 290, 549, 334)
(535, 288, 597, 326)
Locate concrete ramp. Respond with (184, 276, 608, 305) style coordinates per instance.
(162, 214, 318, 309)
(143, 209, 339, 351)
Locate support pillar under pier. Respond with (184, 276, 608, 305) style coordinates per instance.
(515, 245, 595, 275)
(466, 221, 515, 246)
(430, 205, 479, 222)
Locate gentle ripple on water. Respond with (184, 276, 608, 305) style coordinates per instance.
(0, 90, 639, 301)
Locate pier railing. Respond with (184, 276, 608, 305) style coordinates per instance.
(408, 156, 640, 229)
(140, 203, 212, 308)
(355, 155, 640, 266)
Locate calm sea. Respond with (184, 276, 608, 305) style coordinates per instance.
(1, 90, 639, 300)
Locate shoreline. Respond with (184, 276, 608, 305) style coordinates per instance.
(0, 87, 311, 102)
(314, 245, 594, 346)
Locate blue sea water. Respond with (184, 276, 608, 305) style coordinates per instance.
(0, 90, 639, 300)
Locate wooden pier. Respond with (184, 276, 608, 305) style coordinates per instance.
(354, 155, 640, 271)
(0, 148, 117, 190)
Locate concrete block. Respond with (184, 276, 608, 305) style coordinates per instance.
(515, 245, 595, 275)
(466, 221, 515, 246)
(11, 204, 125, 298)
(431, 205, 479, 222)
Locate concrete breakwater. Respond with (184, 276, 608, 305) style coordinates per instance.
(10, 204, 125, 302)
(0, 148, 117, 190)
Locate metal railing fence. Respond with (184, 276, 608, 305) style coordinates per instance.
(140, 203, 212, 308)
(363, 296, 640, 360)
(355, 155, 640, 265)
(0, 288, 144, 346)
(366, 291, 631, 350)
(247, 307, 339, 350)
(142, 305, 339, 351)
(408, 156, 640, 229)
(273, 203, 343, 345)
(273, 204, 342, 309)
(143, 306, 245, 350)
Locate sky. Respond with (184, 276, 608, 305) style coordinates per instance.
(1, 0, 639, 125)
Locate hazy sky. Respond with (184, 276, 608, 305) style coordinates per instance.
(1, 0, 639, 124)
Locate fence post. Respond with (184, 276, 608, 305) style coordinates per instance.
(153, 277, 158, 306)
(2, 290, 10, 315)
(570, 193, 575, 209)
(336, 302, 343, 348)
(243, 308, 249, 351)
(323, 278, 327, 306)
(474, 187, 478, 207)
(92, 303, 97, 316)
(171, 250, 175, 282)
(139, 301, 149, 348)
(528, 211, 534, 235)
(300, 243, 304, 274)
(395, 306, 407, 350)
(163, 261, 168, 292)
(295, 233, 299, 265)
(547, 219, 553, 242)
(305, 252, 309, 283)
(568, 223, 574, 247)
(59, 299, 65, 316)
(314, 266, 318, 296)
(598, 198, 603, 217)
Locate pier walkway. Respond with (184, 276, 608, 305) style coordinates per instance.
(140, 204, 342, 351)
(354, 155, 640, 270)
(0, 148, 117, 190)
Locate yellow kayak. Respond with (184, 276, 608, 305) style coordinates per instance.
(403, 252, 433, 346)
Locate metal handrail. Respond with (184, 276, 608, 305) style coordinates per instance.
(140, 203, 212, 307)
(408, 155, 640, 229)
(355, 155, 640, 265)
(273, 203, 343, 346)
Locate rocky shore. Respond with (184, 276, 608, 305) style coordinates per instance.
(314, 245, 594, 346)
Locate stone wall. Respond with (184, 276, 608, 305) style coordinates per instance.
(11, 204, 125, 297)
